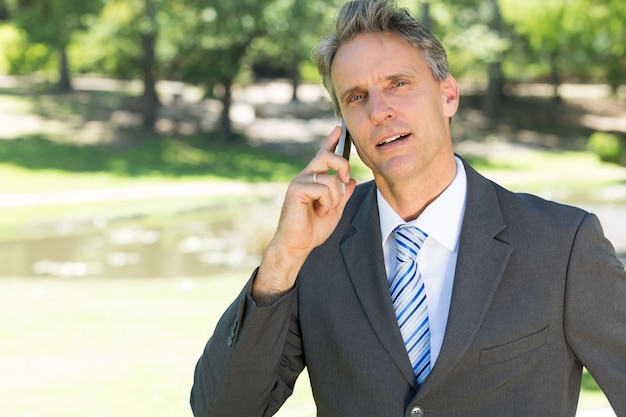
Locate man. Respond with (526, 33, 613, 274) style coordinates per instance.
(191, 0, 626, 416)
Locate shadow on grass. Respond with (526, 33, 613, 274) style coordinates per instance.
(0, 132, 307, 182)
(459, 93, 597, 147)
(0, 87, 134, 121)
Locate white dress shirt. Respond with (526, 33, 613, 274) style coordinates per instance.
(377, 157, 467, 367)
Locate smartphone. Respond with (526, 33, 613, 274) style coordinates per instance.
(335, 120, 352, 161)
(335, 120, 351, 194)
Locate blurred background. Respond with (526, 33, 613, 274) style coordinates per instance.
(0, 0, 623, 416)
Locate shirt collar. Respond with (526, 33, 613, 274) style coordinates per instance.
(378, 157, 467, 252)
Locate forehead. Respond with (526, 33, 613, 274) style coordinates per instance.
(331, 32, 431, 90)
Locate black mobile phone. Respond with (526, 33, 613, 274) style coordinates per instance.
(336, 120, 352, 161)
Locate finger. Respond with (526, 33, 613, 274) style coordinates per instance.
(324, 125, 352, 184)
(328, 177, 357, 216)
(320, 125, 343, 153)
(304, 169, 349, 204)
(310, 172, 343, 211)
(291, 172, 340, 216)
(306, 131, 351, 182)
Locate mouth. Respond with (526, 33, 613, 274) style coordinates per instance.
(376, 132, 411, 147)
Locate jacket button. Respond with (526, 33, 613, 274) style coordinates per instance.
(409, 406, 424, 417)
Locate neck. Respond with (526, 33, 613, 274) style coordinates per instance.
(377, 156, 458, 222)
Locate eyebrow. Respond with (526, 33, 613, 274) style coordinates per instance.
(339, 86, 364, 103)
(339, 72, 416, 102)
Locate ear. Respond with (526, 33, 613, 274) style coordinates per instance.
(441, 76, 460, 118)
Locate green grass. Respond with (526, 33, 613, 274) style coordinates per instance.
(0, 133, 306, 186)
(0, 275, 610, 417)
(0, 274, 244, 417)
(0, 130, 307, 233)
(0, 93, 34, 113)
(464, 149, 625, 203)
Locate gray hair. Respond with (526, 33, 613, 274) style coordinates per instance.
(311, 0, 451, 115)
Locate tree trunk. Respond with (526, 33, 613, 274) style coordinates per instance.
(483, 61, 503, 119)
(219, 78, 233, 141)
(58, 47, 72, 92)
(420, 2, 431, 30)
(482, 0, 504, 120)
(0, 0, 9, 21)
(549, 50, 562, 101)
(290, 57, 300, 103)
(141, 31, 158, 131)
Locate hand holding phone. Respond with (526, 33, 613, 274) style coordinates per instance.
(335, 120, 352, 194)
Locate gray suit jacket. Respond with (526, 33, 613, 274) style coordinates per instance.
(191, 160, 626, 417)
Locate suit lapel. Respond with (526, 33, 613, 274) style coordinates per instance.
(340, 183, 420, 388)
(418, 161, 513, 395)
(340, 162, 514, 393)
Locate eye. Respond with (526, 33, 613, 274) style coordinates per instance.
(348, 94, 364, 103)
(392, 80, 407, 88)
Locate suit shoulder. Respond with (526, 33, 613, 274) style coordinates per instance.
(493, 182, 589, 228)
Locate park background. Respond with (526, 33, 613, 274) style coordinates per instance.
(0, 0, 624, 416)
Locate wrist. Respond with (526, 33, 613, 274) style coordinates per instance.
(252, 243, 308, 305)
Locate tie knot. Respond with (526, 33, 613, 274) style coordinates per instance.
(394, 225, 428, 263)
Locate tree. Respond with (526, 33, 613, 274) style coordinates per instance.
(171, 0, 339, 140)
(482, 0, 505, 118)
(499, 0, 619, 100)
(73, 0, 187, 131)
(171, 1, 279, 140)
(0, 0, 9, 20)
(8, 0, 103, 91)
(139, 0, 158, 130)
(583, 0, 626, 94)
(249, 0, 333, 102)
(430, 0, 511, 119)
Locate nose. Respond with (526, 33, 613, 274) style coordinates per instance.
(367, 90, 395, 125)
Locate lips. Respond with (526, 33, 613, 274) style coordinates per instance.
(377, 133, 410, 147)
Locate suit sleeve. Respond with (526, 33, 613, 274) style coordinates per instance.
(564, 212, 626, 415)
(190, 269, 305, 417)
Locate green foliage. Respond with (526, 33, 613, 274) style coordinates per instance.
(588, 132, 625, 165)
(173, 0, 274, 87)
(501, 0, 625, 85)
(435, 1, 511, 81)
(9, 0, 104, 49)
(247, 0, 333, 80)
(69, 1, 141, 78)
(0, 23, 55, 75)
(1, 0, 623, 90)
(0, 0, 624, 136)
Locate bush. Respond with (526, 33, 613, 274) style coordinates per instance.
(587, 132, 625, 165)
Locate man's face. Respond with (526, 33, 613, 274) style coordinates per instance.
(331, 31, 459, 190)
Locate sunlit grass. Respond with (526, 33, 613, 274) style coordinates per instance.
(464, 149, 625, 203)
(0, 94, 34, 113)
(0, 164, 161, 193)
(0, 273, 249, 417)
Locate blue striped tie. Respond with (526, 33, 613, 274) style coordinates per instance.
(390, 225, 431, 384)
